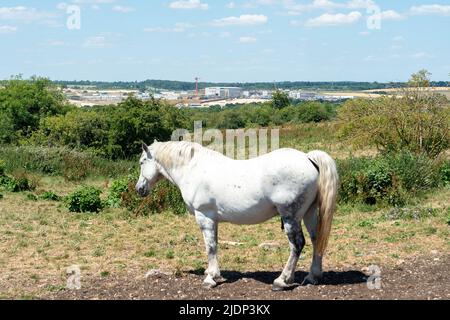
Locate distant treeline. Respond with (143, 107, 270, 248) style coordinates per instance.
(52, 79, 449, 91)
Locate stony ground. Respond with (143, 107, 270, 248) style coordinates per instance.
(45, 254, 449, 300)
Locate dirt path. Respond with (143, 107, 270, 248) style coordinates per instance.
(46, 254, 449, 300)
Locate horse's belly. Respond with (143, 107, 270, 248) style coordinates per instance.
(217, 202, 277, 225)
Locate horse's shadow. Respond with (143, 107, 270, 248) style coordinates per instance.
(189, 269, 368, 289)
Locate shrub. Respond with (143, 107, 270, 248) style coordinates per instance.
(0, 193, 3, 200)
(439, 160, 450, 186)
(40, 191, 62, 202)
(66, 186, 103, 213)
(121, 180, 186, 215)
(106, 178, 129, 208)
(0, 171, 38, 192)
(0, 160, 6, 176)
(338, 87, 449, 158)
(338, 151, 441, 206)
(26, 193, 38, 201)
(62, 153, 92, 181)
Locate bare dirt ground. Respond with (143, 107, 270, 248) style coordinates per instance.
(45, 254, 449, 300)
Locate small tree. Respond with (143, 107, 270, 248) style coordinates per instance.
(271, 90, 291, 110)
(338, 70, 449, 158)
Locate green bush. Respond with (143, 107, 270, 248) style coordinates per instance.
(66, 186, 103, 213)
(106, 178, 129, 208)
(338, 151, 441, 206)
(439, 160, 450, 186)
(0, 171, 38, 192)
(0, 193, 3, 200)
(0, 160, 5, 176)
(40, 191, 62, 202)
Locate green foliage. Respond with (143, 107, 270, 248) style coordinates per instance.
(40, 191, 62, 202)
(0, 146, 134, 179)
(439, 160, 450, 186)
(66, 186, 103, 213)
(0, 160, 5, 176)
(0, 170, 38, 193)
(0, 76, 71, 143)
(29, 96, 187, 159)
(106, 178, 129, 208)
(271, 90, 291, 110)
(338, 151, 441, 206)
(26, 193, 38, 201)
(121, 179, 186, 215)
(408, 69, 432, 88)
(338, 73, 449, 158)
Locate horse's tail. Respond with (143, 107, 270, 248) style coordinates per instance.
(307, 150, 339, 256)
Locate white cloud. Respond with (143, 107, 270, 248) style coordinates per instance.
(0, 6, 56, 22)
(346, 0, 375, 9)
(212, 14, 268, 27)
(144, 22, 194, 33)
(305, 11, 362, 27)
(169, 0, 209, 10)
(411, 52, 434, 59)
(0, 25, 17, 33)
(72, 0, 115, 4)
(239, 36, 257, 43)
(410, 4, 450, 16)
(112, 5, 134, 13)
(372, 10, 404, 21)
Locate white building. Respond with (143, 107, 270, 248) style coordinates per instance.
(205, 87, 243, 99)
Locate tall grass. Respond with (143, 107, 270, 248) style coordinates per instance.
(0, 146, 136, 180)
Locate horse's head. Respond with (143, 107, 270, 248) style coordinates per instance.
(136, 142, 162, 197)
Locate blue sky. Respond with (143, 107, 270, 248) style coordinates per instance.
(0, 0, 449, 82)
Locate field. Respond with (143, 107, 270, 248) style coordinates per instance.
(1, 124, 449, 300)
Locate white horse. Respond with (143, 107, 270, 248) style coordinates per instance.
(136, 141, 339, 290)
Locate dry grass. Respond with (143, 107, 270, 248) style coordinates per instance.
(0, 175, 448, 299)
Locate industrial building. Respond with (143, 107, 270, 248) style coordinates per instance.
(205, 87, 243, 99)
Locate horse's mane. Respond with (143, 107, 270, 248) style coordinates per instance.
(151, 141, 220, 170)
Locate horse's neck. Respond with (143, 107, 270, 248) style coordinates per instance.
(156, 161, 188, 188)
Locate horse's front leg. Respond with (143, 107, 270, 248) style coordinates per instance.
(195, 211, 221, 289)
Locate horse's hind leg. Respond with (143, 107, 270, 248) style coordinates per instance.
(273, 214, 305, 291)
(303, 202, 323, 285)
(195, 211, 221, 289)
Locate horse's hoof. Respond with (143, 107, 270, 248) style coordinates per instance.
(203, 277, 217, 289)
(272, 278, 291, 291)
(301, 274, 320, 286)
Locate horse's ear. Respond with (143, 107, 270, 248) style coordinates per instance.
(142, 143, 150, 154)
(154, 139, 158, 143)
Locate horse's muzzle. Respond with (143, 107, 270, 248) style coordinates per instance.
(136, 182, 150, 197)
